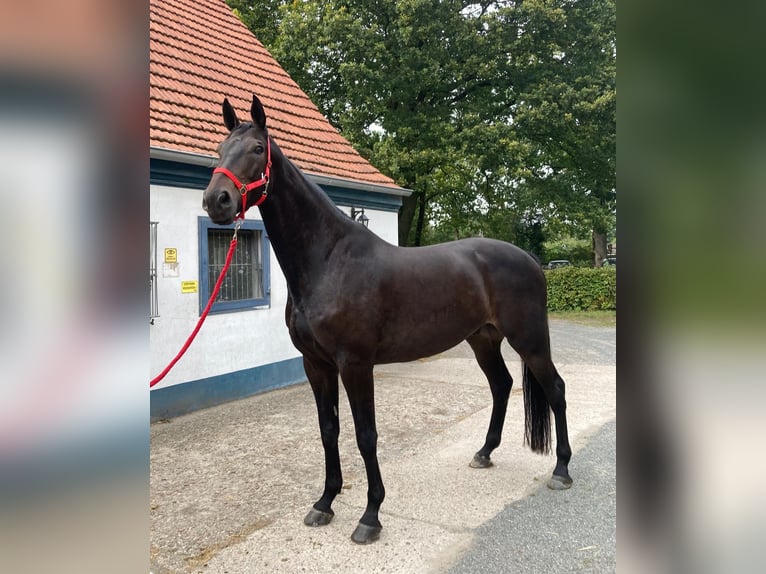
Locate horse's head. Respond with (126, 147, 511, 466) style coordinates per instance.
(202, 95, 271, 225)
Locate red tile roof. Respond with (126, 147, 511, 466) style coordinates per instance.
(150, 0, 399, 189)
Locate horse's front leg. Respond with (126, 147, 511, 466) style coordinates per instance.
(303, 356, 342, 527)
(340, 361, 385, 544)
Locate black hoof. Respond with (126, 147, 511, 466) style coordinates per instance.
(547, 474, 573, 490)
(304, 507, 334, 526)
(351, 522, 382, 544)
(469, 453, 493, 468)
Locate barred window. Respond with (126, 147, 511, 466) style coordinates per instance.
(198, 217, 270, 314)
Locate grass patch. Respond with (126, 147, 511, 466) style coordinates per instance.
(548, 310, 616, 328)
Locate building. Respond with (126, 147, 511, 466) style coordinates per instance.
(149, 0, 409, 420)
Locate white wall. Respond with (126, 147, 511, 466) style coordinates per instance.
(150, 184, 399, 389)
(337, 206, 399, 246)
(150, 184, 298, 389)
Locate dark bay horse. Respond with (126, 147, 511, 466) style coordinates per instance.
(202, 95, 572, 544)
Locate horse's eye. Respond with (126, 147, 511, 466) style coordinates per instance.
(254, 145, 264, 154)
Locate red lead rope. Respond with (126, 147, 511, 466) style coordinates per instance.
(150, 233, 238, 388)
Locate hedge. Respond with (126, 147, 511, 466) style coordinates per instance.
(544, 266, 616, 311)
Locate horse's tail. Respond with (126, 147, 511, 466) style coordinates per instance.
(523, 362, 551, 454)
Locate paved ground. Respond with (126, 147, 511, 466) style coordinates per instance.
(447, 420, 616, 573)
(150, 319, 616, 573)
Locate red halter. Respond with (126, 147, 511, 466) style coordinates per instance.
(212, 137, 272, 220)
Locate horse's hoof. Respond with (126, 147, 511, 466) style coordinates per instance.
(547, 474, 573, 490)
(304, 507, 334, 526)
(351, 522, 382, 544)
(469, 453, 493, 468)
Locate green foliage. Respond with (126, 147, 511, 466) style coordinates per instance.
(545, 266, 616, 311)
(230, 0, 615, 250)
(226, 0, 285, 48)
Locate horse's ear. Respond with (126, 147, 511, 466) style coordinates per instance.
(222, 98, 240, 131)
(251, 94, 267, 130)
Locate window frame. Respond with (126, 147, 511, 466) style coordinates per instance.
(197, 216, 271, 315)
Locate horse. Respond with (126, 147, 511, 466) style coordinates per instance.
(202, 94, 572, 544)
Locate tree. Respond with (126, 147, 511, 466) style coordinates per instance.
(501, 0, 616, 265)
(226, 0, 285, 48)
(273, 0, 513, 246)
(229, 0, 615, 257)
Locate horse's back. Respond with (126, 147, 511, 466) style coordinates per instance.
(377, 236, 545, 300)
(401, 237, 544, 290)
(448, 236, 539, 266)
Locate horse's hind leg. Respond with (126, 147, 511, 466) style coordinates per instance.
(519, 349, 573, 490)
(467, 326, 513, 469)
(303, 356, 343, 527)
(496, 263, 573, 488)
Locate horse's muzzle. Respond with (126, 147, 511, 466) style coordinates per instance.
(202, 187, 237, 225)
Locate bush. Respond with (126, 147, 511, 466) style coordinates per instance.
(545, 266, 616, 311)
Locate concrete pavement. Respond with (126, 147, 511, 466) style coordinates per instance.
(150, 319, 616, 573)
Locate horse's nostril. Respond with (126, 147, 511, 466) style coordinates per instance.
(218, 191, 231, 206)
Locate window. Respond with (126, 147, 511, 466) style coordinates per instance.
(150, 221, 159, 322)
(198, 217, 270, 314)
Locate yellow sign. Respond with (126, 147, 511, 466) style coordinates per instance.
(181, 280, 198, 293)
(164, 248, 178, 263)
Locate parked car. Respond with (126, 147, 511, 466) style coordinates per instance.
(602, 257, 616, 266)
(546, 259, 572, 269)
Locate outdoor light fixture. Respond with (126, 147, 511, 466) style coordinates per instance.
(351, 207, 370, 228)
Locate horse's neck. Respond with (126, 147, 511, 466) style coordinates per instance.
(258, 146, 357, 299)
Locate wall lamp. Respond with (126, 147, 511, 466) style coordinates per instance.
(350, 207, 370, 227)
